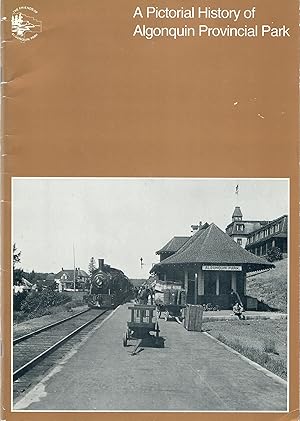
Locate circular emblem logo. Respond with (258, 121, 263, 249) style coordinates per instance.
(11, 6, 42, 42)
(93, 272, 108, 287)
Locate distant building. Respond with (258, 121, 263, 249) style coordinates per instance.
(226, 206, 288, 257)
(55, 268, 89, 291)
(225, 207, 269, 248)
(245, 215, 288, 257)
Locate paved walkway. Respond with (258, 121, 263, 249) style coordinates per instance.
(14, 303, 287, 411)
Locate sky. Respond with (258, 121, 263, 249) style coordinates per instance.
(12, 178, 289, 278)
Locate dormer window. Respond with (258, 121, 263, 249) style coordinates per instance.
(236, 224, 244, 231)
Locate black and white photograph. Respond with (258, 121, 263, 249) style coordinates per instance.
(12, 177, 289, 412)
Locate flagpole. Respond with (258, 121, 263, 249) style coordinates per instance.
(235, 184, 239, 206)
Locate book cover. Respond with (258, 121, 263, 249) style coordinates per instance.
(1, 0, 299, 420)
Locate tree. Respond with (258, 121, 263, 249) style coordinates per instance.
(13, 243, 23, 285)
(13, 243, 21, 269)
(28, 270, 36, 283)
(86, 257, 97, 291)
(267, 247, 283, 262)
(88, 257, 97, 276)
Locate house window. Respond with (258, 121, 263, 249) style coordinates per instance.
(237, 238, 242, 245)
(236, 224, 244, 231)
(275, 224, 280, 232)
(270, 226, 274, 234)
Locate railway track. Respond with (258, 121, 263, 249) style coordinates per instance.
(13, 308, 110, 383)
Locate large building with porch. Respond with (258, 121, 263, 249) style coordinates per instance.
(245, 215, 288, 257)
(225, 207, 288, 258)
(151, 223, 274, 309)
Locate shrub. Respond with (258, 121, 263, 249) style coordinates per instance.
(20, 289, 72, 313)
(266, 247, 283, 262)
(13, 291, 28, 311)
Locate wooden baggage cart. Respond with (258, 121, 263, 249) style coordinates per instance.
(123, 304, 160, 354)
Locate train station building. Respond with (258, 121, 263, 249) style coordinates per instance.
(151, 223, 274, 309)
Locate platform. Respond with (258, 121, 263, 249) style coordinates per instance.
(14, 303, 287, 411)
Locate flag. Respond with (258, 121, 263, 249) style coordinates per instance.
(235, 184, 239, 194)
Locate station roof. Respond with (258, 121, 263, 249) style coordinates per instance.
(157, 223, 210, 255)
(156, 236, 190, 254)
(151, 223, 274, 273)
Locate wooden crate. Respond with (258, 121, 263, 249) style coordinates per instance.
(184, 305, 204, 331)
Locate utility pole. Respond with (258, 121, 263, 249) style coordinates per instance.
(73, 243, 76, 292)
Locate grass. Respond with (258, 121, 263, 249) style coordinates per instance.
(262, 338, 278, 354)
(203, 319, 287, 379)
(13, 297, 85, 325)
(246, 257, 287, 312)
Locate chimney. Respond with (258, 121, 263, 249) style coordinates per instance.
(61, 267, 64, 271)
(98, 259, 104, 270)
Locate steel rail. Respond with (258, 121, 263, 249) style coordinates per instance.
(13, 309, 108, 381)
(13, 308, 91, 344)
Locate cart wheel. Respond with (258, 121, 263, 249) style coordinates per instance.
(123, 332, 128, 347)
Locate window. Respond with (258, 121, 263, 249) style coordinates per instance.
(275, 224, 280, 232)
(236, 224, 244, 232)
(237, 238, 242, 245)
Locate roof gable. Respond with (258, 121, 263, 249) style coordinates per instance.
(156, 236, 190, 254)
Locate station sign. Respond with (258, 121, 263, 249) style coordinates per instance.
(202, 265, 242, 271)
